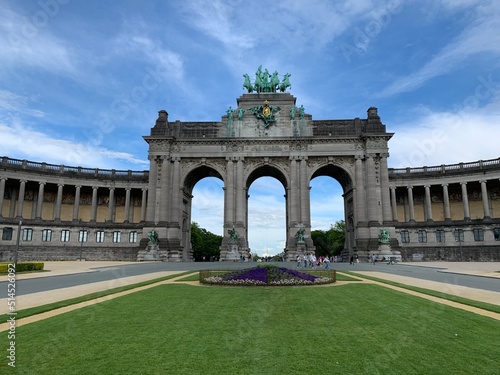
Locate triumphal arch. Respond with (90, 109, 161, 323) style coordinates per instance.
(143, 68, 399, 261)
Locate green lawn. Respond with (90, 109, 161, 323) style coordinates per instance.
(2, 283, 499, 374)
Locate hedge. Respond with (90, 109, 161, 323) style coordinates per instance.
(0, 262, 45, 273)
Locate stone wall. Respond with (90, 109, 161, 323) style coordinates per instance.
(0, 245, 139, 262)
(399, 245, 500, 262)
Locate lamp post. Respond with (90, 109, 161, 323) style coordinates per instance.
(14, 220, 22, 268)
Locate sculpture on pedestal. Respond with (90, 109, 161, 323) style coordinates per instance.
(242, 66, 291, 93)
(378, 228, 391, 244)
(148, 229, 158, 244)
(295, 228, 305, 243)
(228, 228, 239, 243)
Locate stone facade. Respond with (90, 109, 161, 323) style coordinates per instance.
(1, 91, 499, 262)
(389, 162, 500, 261)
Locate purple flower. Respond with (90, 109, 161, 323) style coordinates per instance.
(202, 265, 334, 286)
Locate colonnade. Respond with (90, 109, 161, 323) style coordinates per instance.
(389, 179, 498, 223)
(0, 177, 147, 224)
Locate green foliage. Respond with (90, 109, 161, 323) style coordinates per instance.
(191, 222, 222, 261)
(0, 262, 44, 273)
(311, 220, 345, 256)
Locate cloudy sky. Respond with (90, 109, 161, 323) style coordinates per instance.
(1, 0, 499, 255)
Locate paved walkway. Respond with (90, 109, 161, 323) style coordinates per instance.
(1, 261, 499, 314)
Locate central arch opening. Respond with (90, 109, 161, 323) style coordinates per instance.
(247, 177, 286, 258)
(309, 164, 353, 259)
(246, 165, 287, 258)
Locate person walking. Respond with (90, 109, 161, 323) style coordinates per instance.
(324, 256, 331, 270)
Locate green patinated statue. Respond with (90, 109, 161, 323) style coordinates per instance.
(298, 105, 305, 120)
(378, 228, 391, 244)
(148, 229, 158, 244)
(226, 106, 234, 123)
(228, 228, 239, 243)
(237, 107, 245, 121)
(289, 106, 296, 120)
(279, 73, 291, 92)
(295, 228, 305, 243)
(243, 67, 291, 93)
(243, 74, 253, 93)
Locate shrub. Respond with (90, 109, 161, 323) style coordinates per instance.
(0, 262, 44, 273)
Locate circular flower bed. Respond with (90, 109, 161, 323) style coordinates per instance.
(201, 265, 335, 286)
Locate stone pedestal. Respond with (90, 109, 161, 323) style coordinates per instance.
(225, 244, 240, 261)
(137, 244, 160, 261)
(286, 242, 306, 261)
(377, 242, 402, 263)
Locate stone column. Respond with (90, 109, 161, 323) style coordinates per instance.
(90, 186, 98, 222)
(460, 182, 470, 221)
(16, 180, 27, 219)
(389, 186, 398, 222)
(35, 182, 45, 220)
(158, 156, 169, 223)
(407, 186, 415, 222)
(480, 180, 491, 220)
(145, 155, 158, 223)
(379, 154, 392, 223)
(300, 157, 310, 226)
(365, 154, 379, 223)
(107, 187, 115, 222)
(354, 156, 366, 225)
(73, 185, 81, 222)
(124, 187, 131, 223)
(9, 188, 17, 218)
(442, 184, 451, 222)
(140, 188, 147, 222)
(171, 157, 181, 224)
(424, 185, 433, 222)
(235, 157, 245, 225)
(0, 177, 6, 217)
(54, 183, 64, 222)
(31, 190, 38, 219)
(224, 157, 235, 227)
(290, 157, 299, 225)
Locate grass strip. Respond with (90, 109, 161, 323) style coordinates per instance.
(0, 271, 191, 322)
(345, 271, 500, 314)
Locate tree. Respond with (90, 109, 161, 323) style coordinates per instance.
(311, 229, 329, 256)
(329, 220, 345, 255)
(191, 222, 222, 261)
(311, 220, 345, 257)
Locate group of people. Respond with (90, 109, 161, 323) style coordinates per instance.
(296, 253, 332, 270)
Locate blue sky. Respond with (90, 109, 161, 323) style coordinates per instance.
(1, 0, 500, 255)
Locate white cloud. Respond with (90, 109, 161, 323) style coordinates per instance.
(0, 6, 76, 74)
(177, 0, 255, 49)
(0, 119, 148, 170)
(0, 90, 44, 117)
(389, 98, 500, 168)
(178, 0, 379, 55)
(378, 2, 500, 98)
